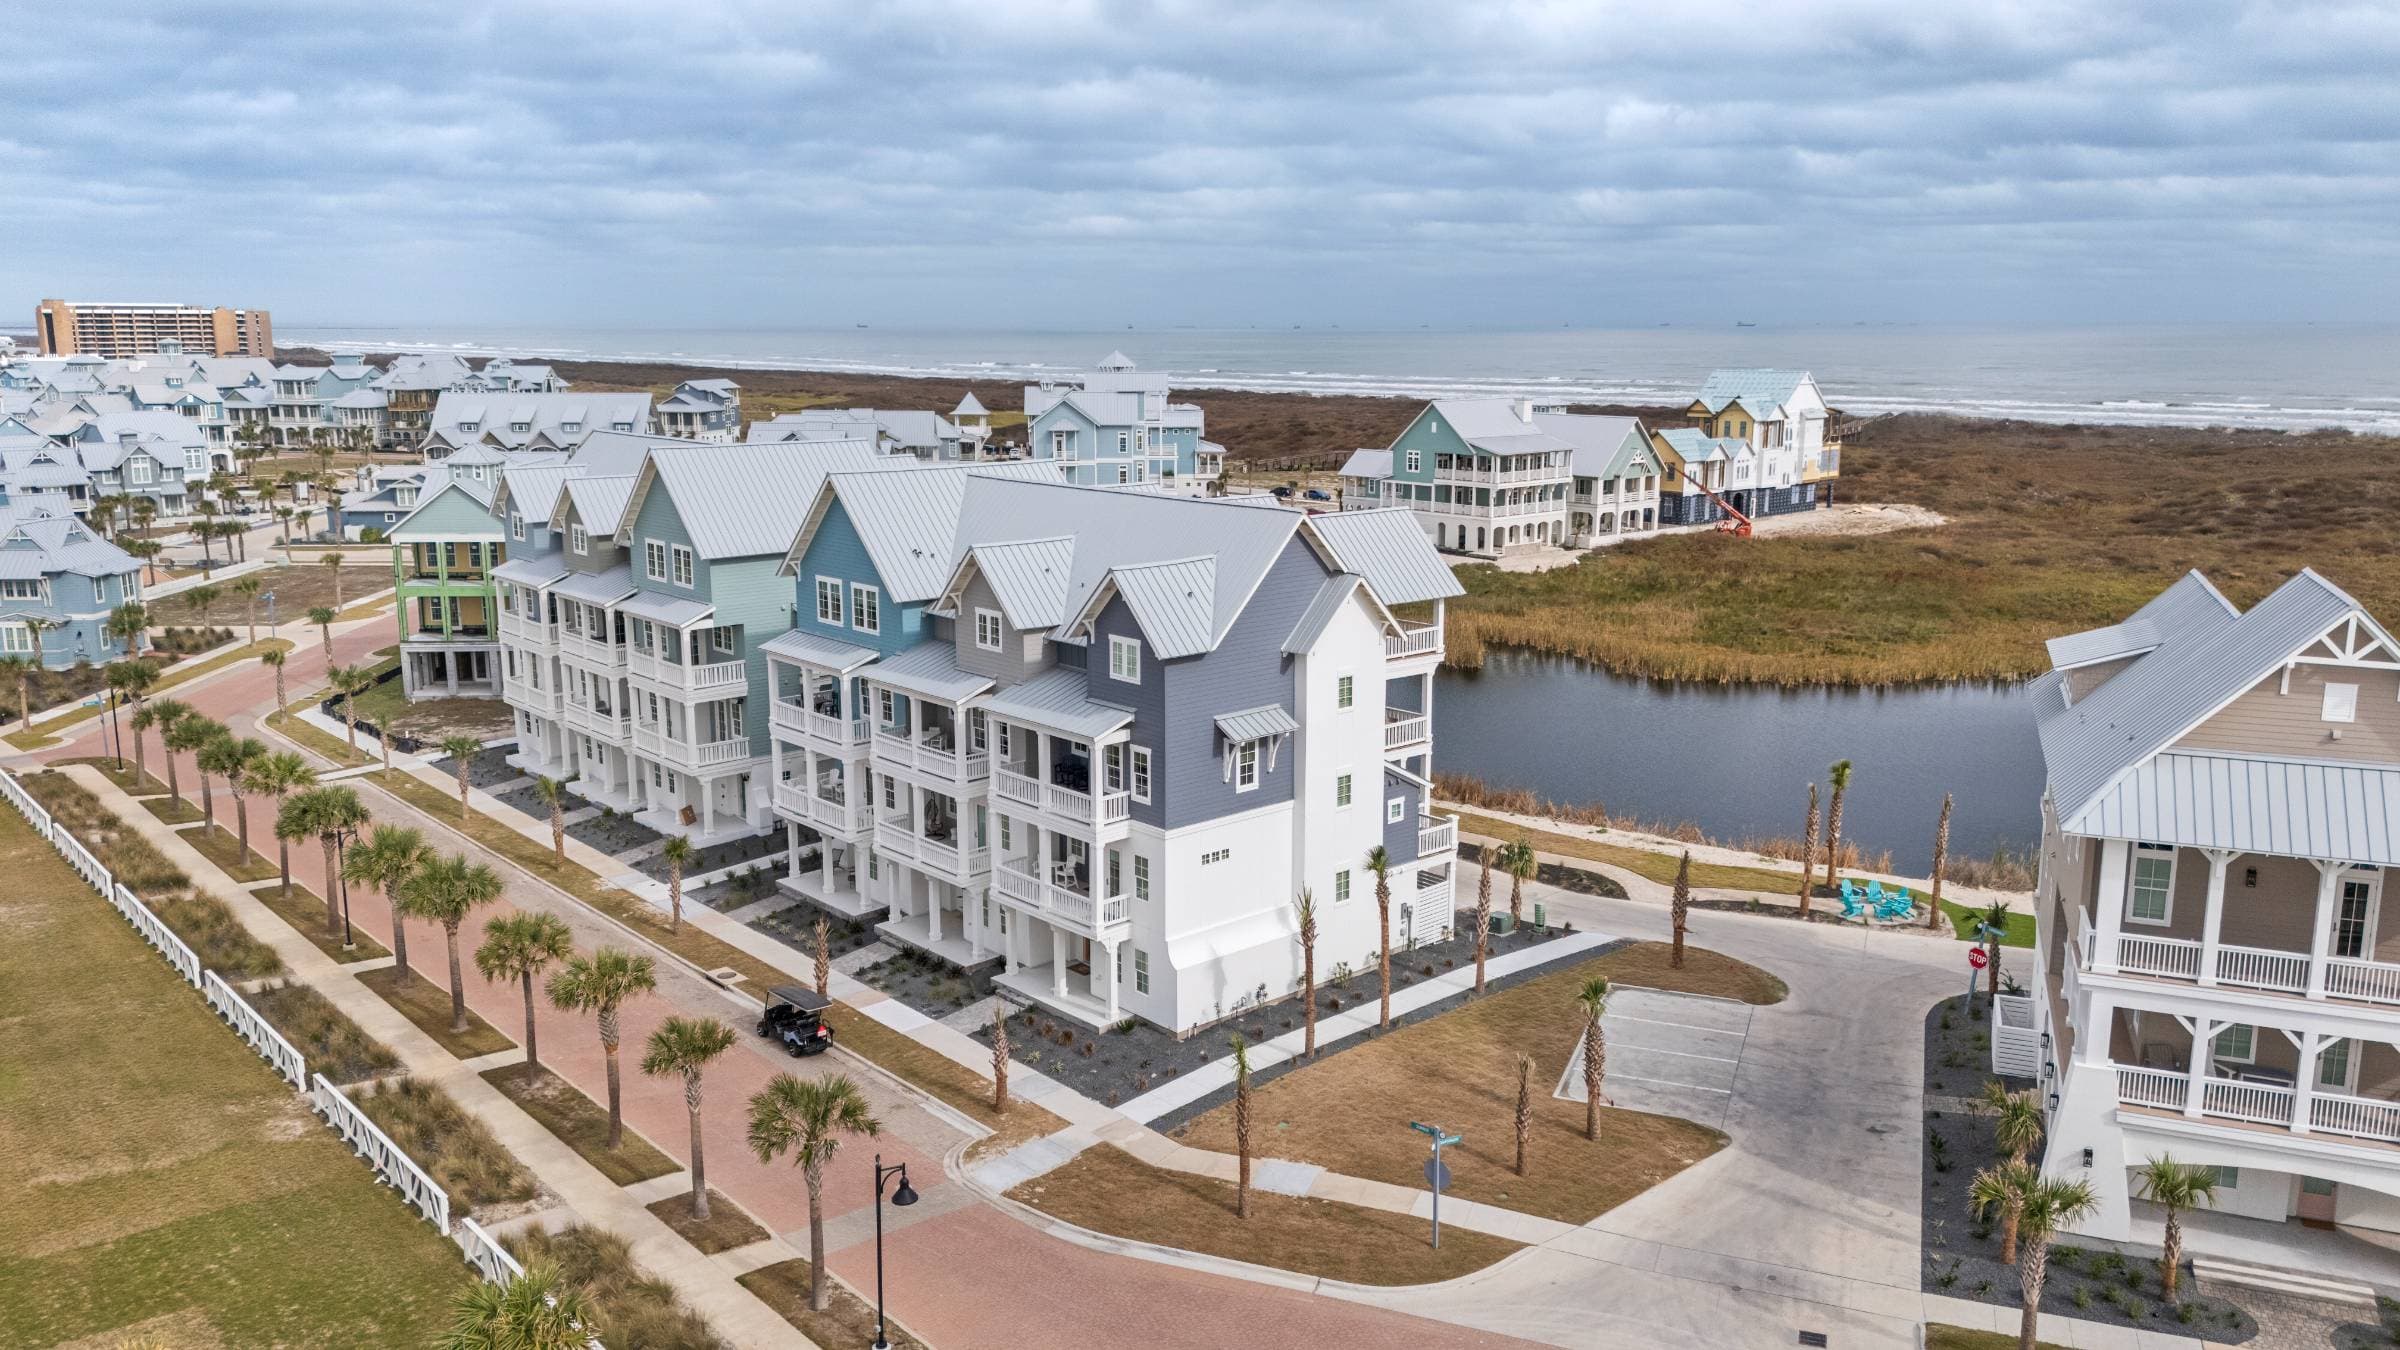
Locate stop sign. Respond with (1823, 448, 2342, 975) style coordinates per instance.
(1968, 947, 1990, 970)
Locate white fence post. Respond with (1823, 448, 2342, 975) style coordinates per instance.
(205, 971, 306, 1089)
(308, 1074, 451, 1234)
(454, 1215, 526, 1284)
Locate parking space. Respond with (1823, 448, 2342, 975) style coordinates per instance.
(1558, 985, 1754, 1130)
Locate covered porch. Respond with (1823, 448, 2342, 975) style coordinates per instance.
(400, 641, 500, 699)
(993, 910, 1124, 1031)
(629, 761, 766, 846)
(779, 823, 881, 922)
(874, 866, 995, 969)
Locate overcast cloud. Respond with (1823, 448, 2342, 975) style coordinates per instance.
(3, 0, 2395, 327)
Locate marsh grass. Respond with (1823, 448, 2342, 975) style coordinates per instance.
(248, 979, 401, 1084)
(355, 1076, 539, 1213)
(508, 1222, 727, 1350)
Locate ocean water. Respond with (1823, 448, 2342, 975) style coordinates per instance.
(280, 322, 2400, 434)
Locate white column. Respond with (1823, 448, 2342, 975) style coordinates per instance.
(2197, 849, 2235, 986)
(2291, 1028, 2323, 1135)
(2307, 859, 2343, 998)
(1099, 938, 1121, 1021)
(2182, 1017, 2221, 1118)
(928, 880, 945, 944)
(2093, 839, 2130, 974)
(700, 778, 716, 837)
(1051, 927, 1068, 996)
(1003, 912, 1019, 974)
(784, 821, 800, 874)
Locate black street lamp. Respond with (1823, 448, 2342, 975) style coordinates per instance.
(870, 1154, 918, 1350)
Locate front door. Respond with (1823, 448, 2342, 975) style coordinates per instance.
(2297, 1176, 2338, 1225)
(2335, 871, 2382, 959)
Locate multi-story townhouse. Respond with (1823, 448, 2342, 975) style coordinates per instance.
(0, 511, 143, 667)
(1653, 368, 1839, 525)
(769, 476, 1460, 1035)
(72, 423, 197, 516)
(1022, 353, 1219, 486)
(0, 444, 93, 519)
(2032, 569, 2400, 1242)
(420, 391, 654, 458)
(654, 379, 742, 442)
(1339, 398, 1575, 557)
(386, 456, 512, 699)
(748, 408, 971, 461)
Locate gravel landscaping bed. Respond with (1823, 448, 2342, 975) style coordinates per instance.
(1918, 994, 2259, 1343)
(454, 746, 523, 789)
(751, 907, 882, 961)
(968, 912, 1597, 1115)
(633, 830, 781, 883)
(853, 948, 999, 1018)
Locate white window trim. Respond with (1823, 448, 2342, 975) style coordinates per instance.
(1335, 770, 1353, 809)
(1336, 672, 1355, 710)
(2127, 843, 2176, 927)
(815, 577, 843, 625)
(975, 608, 1003, 652)
(2318, 1037, 2360, 1092)
(1386, 795, 1406, 824)
(569, 523, 588, 555)
(670, 544, 694, 589)
(1133, 852, 1150, 902)
(1405, 449, 1421, 474)
(2336, 870, 2382, 960)
(2323, 681, 2360, 724)
(2212, 1023, 2255, 1065)
(1130, 746, 1152, 804)
(1235, 741, 1259, 792)
(1334, 868, 1352, 904)
(851, 583, 881, 635)
(1109, 635, 1141, 684)
(644, 540, 667, 581)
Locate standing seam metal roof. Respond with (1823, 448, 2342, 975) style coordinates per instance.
(2064, 751, 2400, 867)
(1096, 556, 1218, 659)
(1305, 510, 1465, 605)
(982, 667, 1134, 740)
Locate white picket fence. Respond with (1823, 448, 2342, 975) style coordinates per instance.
(0, 769, 204, 988)
(455, 1215, 525, 1283)
(311, 1072, 452, 1234)
(205, 971, 306, 1089)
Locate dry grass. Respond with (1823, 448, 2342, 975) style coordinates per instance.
(51, 757, 170, 797)
(1172, 944, 1761, 1225)
(246, 979, 400, 1084)
(354, 1077, 538, 1213)
(481, 1063, 679, 1187)
(738, 1260, 936, 1349)
(645, 1192, 769, 1255)
(1008, 1144, 1521, 1285)
(162, 564, 356, 628)
(358, 965, 515, 1059)
(1924, 1327, 2067, 1350)
(5, 641, 291, 750)
(1452, 808, 1800, 894)
(509, 1222, 726, 1350)
(138, 795, 204, 826)
(247, 881, 391, 963)
(184, 825, 280, 883)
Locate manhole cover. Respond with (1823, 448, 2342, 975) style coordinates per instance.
(705, 967, 743, 985)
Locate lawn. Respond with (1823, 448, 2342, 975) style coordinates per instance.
(482, 1063, 680, 1186)
(1008, 1144, 1522, 1285)
(1171, 943, 1762, 1225)
(250, 880, 393, 962)
(139, 794, 204, 825)
(186, 822, 282, 882)
(165, 561, 371, 628)
(510, 1222, 726, 1349)
(1454, 809, 1801, 893)
(1939, 895, 2038, 949)
(359, 964, 516, 1059)
(647, 1191, 770, 1254)
(1924, 1326, 2066, 1350)
(0, 807, 464, 1347)
(742, 1257, 933, 1349)
(354, 1076, 541, 1215)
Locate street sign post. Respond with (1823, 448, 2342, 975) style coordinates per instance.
(1966, 929, 1995, 1002)
(1409, 1121, 1462, 1249)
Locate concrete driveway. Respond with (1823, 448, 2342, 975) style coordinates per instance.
(1566, 985, 1753, 1131)
(1357, 870, 1964, 1349)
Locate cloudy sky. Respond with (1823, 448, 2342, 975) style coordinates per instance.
(4, 0, 2395, 329)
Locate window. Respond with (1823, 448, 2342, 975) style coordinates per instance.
(2128, 843, 2175, 924)
(1201, 847, 1231, 866)
(644, 540, 667, 580)
(878, 688, 897, 726)
(975, 608, 1002, 651)
(1130, 747, 1152, 803)
(2213, 1024, 2254, 1064)
(1104, 744, 1125, 793)
(1107, 850, 1120, 897)
(1405, 449, 1421, 473)
(2323, 681, 2360, 723)
(1133, 853, 1149, 902)
(709, 626, 735, 656)
(999, 815, 1012, 850)
(1336, 674, 1354, 709)
(969, 709, 987, 752)
(850, 584, 880, 635)
(2210, 1167, 2240, 1189)
(2336, 872, 2379, 959)
(1116, 431, 1129, 454)
(1387, 796, 1406, 824)
(1235, 741, 1259, 791)
(1134, 948, 1149, 994)
(0, 624, 27, 653)
(1109, 635, 1140, 683)
(127, 457, 153, 485)
(815, 578, 842, 625)
(1334, 868, 1352, 904)
(0, 579, 42, 601)
(569, 523, 588, 554)
(670, 545, 694, 588)
(1335, 772, 1352, 808)
(1115, 464, 1130, 485)
(512, 514, 527, 542)
(2318, 1038, 2355, 1090)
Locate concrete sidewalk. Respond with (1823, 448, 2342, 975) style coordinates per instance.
(61, 765, 818, 1350)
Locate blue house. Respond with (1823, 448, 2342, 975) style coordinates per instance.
(1021, 353, 1219, 486)
(0, 512, 143, 668)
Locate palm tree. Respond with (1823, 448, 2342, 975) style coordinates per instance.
(348, 825, 431, 979)
(2133, 1155, 2220, 1300)
(193, 497, 219, 573)
(812, 914, 831, 997)
(1670, 851, 1693, 968)
(1928, 791, 1954, 930)
(1981, 1082, 2047, 1261)
(1975, 1167, 2097, 1350)
(1822, 760, 1853, 894)
(147, 698, 192, 804)
(1366, 843, 1393, 1029)
(536, 776, 567, 862)
(1575, 974, 1610, 1140)
(642, 1016, 738, 1221)
(106, 600, 150, 659)
(439, 1260, 593, 1350)
(181, 583, 222, 631)
(130, 538, 164, 586)
(23, 617, 57, 671)
(0, 655, 32, 733)
(99, 661, 140, 769)
(166, 712, 223, 819)
(442, 734, 483, 822)
(1231, 1032, 1254, 1219)
(1514, 1052, 1535, 1176)
(274, 504, 295, 544)
(294, 785, 369, 937)
(257, 646, 290, 713)
(322, 551, 347, 607)
(659, 835, 695, 932)
(215, 736, 267, 860)
(233, 576, 264, 644)
(1472, 848, 1494, 993)
(246, 751, 315, 896)
(329, 662, 371, 752)
(747, 1072, 880, 1312)
(1293, 887, 1319, 1056)
(548, 946, 658, 1148)
(477, 913, 574, 1071)
(1980, 900, 2013, 1000)
(129, 494, 158, 541)
(1499, 835, 1536, 926)
(1797, 783, 1820, 918)
(989, 1001, 1010, 1113)
(403, 853, 507, 1033)
(307, 605, 336, 660)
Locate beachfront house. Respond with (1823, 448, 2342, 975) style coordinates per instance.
(386, 468, 506, 699)
(419, 391, 653, 459)
(655, 379, 742, 442)
(1022, 352, 1219, 487)
(1339, 398, 1575, 557)
(1653, 368, 1839, 526)
(0, 512, 143, 668)
(2032, 568, 2400, 1245)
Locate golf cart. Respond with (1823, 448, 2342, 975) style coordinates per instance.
(758, 985, 836, 1057)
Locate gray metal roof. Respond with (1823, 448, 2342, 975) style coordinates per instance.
(865, 640, 992, 704)
(630, 440, 889, 559)
(1101, 556, 1218, 659)
(759, 627, 879, 673)
(1427, 398, 1575, 456)
(552, 564, 636, 605)
(562, 475, 636, 535)
(495, 464, 579, 524)
(0, 516, 136, 579)
(1306, 509, 1464, 605)
(492, 557, 569, 588)
(803, 461, 1063, 601)
(966, 537, 1075, 629)
(2041, 569, 2388, 828)
(1283, 573, 1391, 655)
(2045, 572, 2235, 670)
(1532, 413, 1652, 479)
(2064, 750, 2400, 867)
(1339, 448, 1392, 478)
(983, 667, 1134, 740)
(1215, 704, 1299, 743)
(619, 591, 714, 627)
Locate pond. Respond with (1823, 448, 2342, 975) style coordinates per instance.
(1433, 649, 2047, 875)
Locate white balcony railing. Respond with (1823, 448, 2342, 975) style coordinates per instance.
(2117, 933, 2202, 981)
(1418, 814, 1458, 859)
(2102, 932, 2382, 1002)
(497, 611, 557, 646)
(994, 767, 1044, 809)
(1384, 713, 1430, 751)
(558, 629, 625, 668)
(2115, 1065, 2187, 1111)
(506, 684, 564, 717)
(2203, 1077, 2295, 1128)
(563, 703, 629, 741)
(2314, 1091, 2400, 1143)
(1386, 623, 1443, 660)
(772, 779, 810, 820)
(874, 818, 916, 859)
(871, 727, 989, 780)
(809, 792, 870, 835)
(992, 858, 1128, 934)
(2116, 1064, 2400, 1147)
(768, 698, 870, 750)
(2327, 958, 2400, 1007)
(2217, 944, 2310, 995)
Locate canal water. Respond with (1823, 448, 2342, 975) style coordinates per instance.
(1433, 649, 2048, 875)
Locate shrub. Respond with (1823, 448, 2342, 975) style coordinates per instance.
(250, 979, 399, 1083)
(509, 1223, 726, 1350)
(357, 1077, 538, 1212)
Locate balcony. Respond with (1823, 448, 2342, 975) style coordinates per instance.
(873, 817, 988, 879)
(870, 726, 991, 781)
(1418, 813, 1458, 859)
(1385, 621, 1443, 661)
(2113, 1065, 2400, 1149)
(992, 766, 1132, 838)
(402, 626, 494, 646)
(2095, 926, 2400, 1010)
(562, 702, 631, 741)
(771, 776, 873, 835)
(557, 628, 626, 668)
(496, 610, 558, 647)
(632, 724, 753, 772)
(629, 650, 745, 695)
(768, 697, 871, 753)
(991, 857, 1129, 938)
(1384, 711, 1430, 752)
(505, 683, 564, 718)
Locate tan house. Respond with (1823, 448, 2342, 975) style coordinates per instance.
(2032, 568, 2400, 1245)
